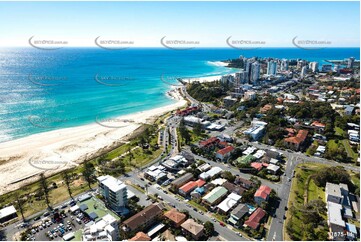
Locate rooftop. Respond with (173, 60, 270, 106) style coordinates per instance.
(203, 186, 228, 204)
(123, 204, 163, 231)
(181, 219, 204, 236)
(244, 208, 266, 230)
(129, 232, 151, 241)
(254, 185, 271, 200)
(97, 175, 127, 193)
(284, 129, 308, 144)
(217, 146, 234, 155)
(327, 202, 345, 227)
(164, 209, 187, 224)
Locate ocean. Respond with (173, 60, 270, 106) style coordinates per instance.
(0, 47, 359, 142)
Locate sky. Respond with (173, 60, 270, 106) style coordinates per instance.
(0, 1, 359, 47)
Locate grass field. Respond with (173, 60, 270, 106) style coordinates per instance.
(341, 139, 358, 162)
(285, 163, 328, 241)
(308, 179, 325, 202)
(334, 126, 346, 137)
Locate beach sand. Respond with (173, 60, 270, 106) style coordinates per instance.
(0, 87, 186, 195)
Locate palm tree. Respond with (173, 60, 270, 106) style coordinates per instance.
(14, 192, 25, 222)
(62, 170, 73, 198)
(39, 173, 50, 208)
(82, 163, 95, 190)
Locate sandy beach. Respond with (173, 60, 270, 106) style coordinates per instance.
(0, 88, 186, 195)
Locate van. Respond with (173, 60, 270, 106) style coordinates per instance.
(76, 218, 81, 224)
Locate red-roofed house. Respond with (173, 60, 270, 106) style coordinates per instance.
(129, 232, 151, 241)
(244, 208, 267, 230)
(199, 137, 220, 149)
(284, 129, 308, 151)
(218, 141, 228, 148)
(179, 179, 206, 197)
(285, 128, 296, 137)
(216, 146, 234, 161)
(176, 106, 199, 116)
(311, 121, 326, 133)
(254, 185, 271, 205)
(250, 162, 263, 171)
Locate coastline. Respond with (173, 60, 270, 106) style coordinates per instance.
(183, 61, 236, 83)
(0, 87, 187, 195)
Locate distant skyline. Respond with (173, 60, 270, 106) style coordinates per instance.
(0, 1, 359, 47)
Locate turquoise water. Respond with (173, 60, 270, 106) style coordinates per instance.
(0, 47, 359, 142)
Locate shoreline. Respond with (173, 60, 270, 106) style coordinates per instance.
(0, 61, 232, 195)
(0, 87, 187, 195)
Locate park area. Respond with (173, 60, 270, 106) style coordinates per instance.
(285, 163, 360, 241)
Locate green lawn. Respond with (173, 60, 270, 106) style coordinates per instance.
(72, 230, 83, 241)
(341, 139, 358, 162)
(327, 139, 338, 150)
(308, 179, 325, 202)
(285, 163, 328, 241)
(334, 127, 346, 136)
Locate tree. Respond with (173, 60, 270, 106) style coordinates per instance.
(204, 221, 214, 237)
(179, 118, 191, 144)
(193, 121, 202, 136)
(62, 170, 73, 198)
(14, 192, 25, 221)
(39, 173, 50, 208)
(313, 166, 351, 187)
(82, 163, 95, 189)
(222, 171, 235, 183)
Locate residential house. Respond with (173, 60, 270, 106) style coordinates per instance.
(244, 208, 266, 230)
(223, 181, 246, 196)
(202, 186, 228, 206)
(325, 182, 349, 206)
(234, 177, 255, 189)
(327, 202, 346, 240)
(181, 219, 204, 240)
(217, 193, 242, 214)
(199, 137, 220, 150)
(170, 173, 194, 191)
(311, 121, 326, 133)
(129, 232, 151, 241)
(122, 204, 163, 232)
(284, 129, 308, 151)
(266, 164, 280, 174)
(216, 146, 234, 161)
(164, 209, 187, 228)
(179, 179, 206, 197)
(228, 204, 249, 226)
(199, 167, 223, 181)
(250, 162, 263, 171)
(254, 185, 271, 205)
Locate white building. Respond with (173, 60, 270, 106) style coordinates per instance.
(244, 91, 256, 101)
(82, 214, 119, 241)
(309, 62, 319, 72)
(301, 66, 307, 78)
(97, 175, 127, 213)
(243, 120, 267, 141)
(280, 59, 288, 71)
(251, 62, 260, 84)
(217, 193, 242, 214)
(267, 60, 277, 75)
